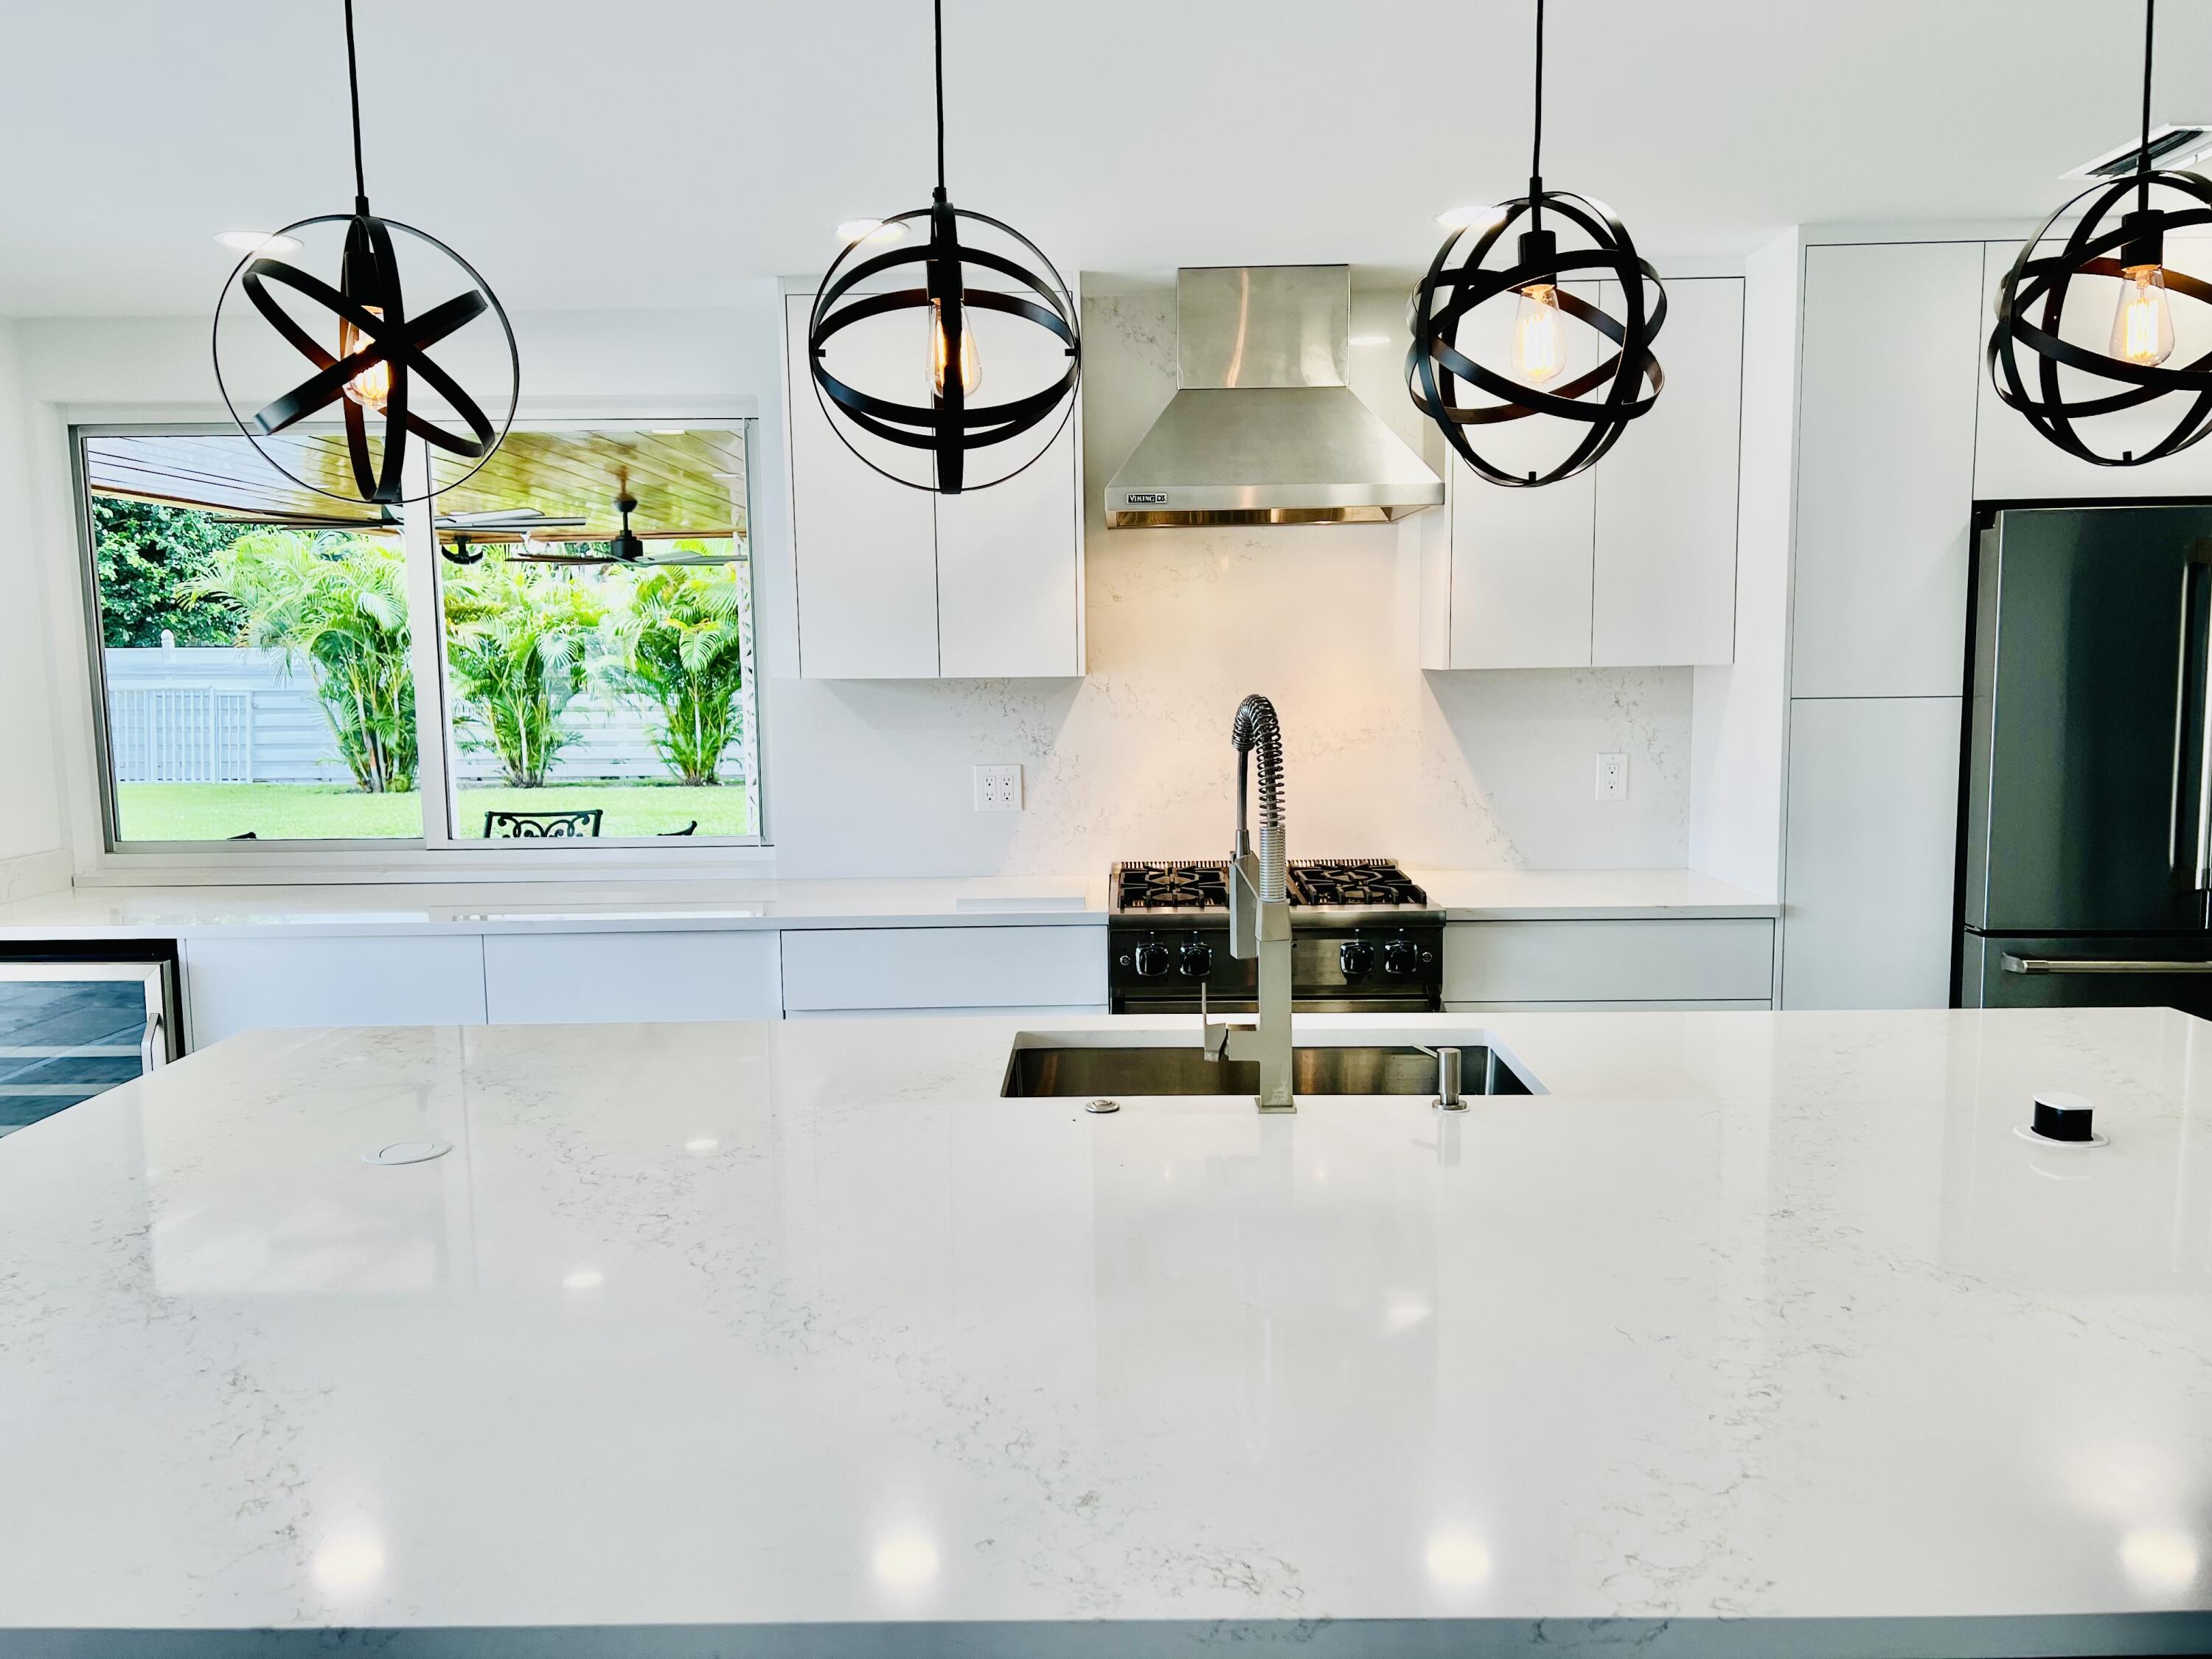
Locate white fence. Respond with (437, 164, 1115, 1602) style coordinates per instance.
(109, 686, 254, 782)
(104, 645, 732, 786)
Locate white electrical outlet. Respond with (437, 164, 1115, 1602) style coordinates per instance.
(973, 764, 1023, 812)
(1595, 753, 1627, 801)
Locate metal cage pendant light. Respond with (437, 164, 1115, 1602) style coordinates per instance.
(211, 0, 518, 507)
(1406, 0, 1665, 488)
(1990, 0, 2212, 467)
(806, 0, 1080, 494)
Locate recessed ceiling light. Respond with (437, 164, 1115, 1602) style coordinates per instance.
(835, 218, 906, 246)
(1433, 204, 1508, 232)
(1349, 333, 1391, 347)
(215, 229, 302, 255)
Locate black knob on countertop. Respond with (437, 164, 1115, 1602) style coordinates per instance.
(1382, 940, 1421, 977)
(1179, 941, 1213, 978)
(1339, 940, 1375, 978)
(1132, 942, 1171, 978)
(2031, 1092, 2096, 1143)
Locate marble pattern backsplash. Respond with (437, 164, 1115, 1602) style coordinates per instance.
(767, 291, 1691, 879)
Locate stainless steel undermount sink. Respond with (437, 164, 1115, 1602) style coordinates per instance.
(1001, 1034, 1539, 1099)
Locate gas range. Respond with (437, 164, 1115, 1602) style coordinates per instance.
(1108, 858, 1443, 1014)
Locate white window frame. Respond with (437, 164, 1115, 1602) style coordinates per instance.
(70, 415, 774, 877)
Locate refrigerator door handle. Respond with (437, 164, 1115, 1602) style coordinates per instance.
(2003, 953, 2212, 975)
(2184, 542, 2212, 891)
(2197, 608, 2212, 890)
(2174, 563, 2196, 871)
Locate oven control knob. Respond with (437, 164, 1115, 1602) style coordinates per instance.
(1133, 942, 1172, 978)
(1178, 942, 1213, 978)
(1382, 940, 1421, 977)
(1339, 940, 1375, 978)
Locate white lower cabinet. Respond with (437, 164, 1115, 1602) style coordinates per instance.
(481, 931, 781, 1025)
(1444, 919, 1775, 1007)
(779, 925, 1106, 1014)
(184, 935, 489, 1048)
(1447, 999, 1770, 1012)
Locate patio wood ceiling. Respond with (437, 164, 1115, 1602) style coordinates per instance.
(83, 428, 746, 543)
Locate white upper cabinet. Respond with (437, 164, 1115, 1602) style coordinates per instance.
(1420, 276, 1744, 669)
(783, 293, 1084, 680)
(1974, 232, 2212, 501)
(1791, 242, 1983, 700)
(785, 295, 940, 679)
(934, 298, 1083, 678)
(1592, 276, 1743, 667)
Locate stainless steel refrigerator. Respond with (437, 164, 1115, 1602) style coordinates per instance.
(1961, 503, 2212, 1013)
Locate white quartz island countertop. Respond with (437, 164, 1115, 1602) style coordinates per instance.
(0, 866, 1775, 940)
(4, 1006, 2207, 1657)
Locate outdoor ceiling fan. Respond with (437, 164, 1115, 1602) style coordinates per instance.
(210, 504, 399, 531)
(434, 506, 590, 566)
(508, 493, 743, 568)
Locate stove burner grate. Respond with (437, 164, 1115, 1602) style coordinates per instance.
(1113, 860, 1231, 911)
(1288, 859, 1430, 908)
(1113, 858, 1429, 911)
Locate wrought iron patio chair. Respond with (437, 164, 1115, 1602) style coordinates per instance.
(483, 809, 602, 839)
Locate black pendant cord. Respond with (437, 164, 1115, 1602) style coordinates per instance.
(933, 0, 946, 199)
(1528, 0, 1545, 220)
(2138, 0, 2157, 212)
(2140, 0, 2156, 173)
(343, 0, 369, 214)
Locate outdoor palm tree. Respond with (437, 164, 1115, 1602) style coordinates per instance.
(601, 563, 750, 787)
(442, 556, 606, 787)
(193, 529, 416, 793)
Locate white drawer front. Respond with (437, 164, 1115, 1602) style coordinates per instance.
(1446, 999, 1772, 1012)
(184, 936, 487, 1048)
(483, 931, 782, 1025)
(1444, 919, 1775, 1004)
(780, 926, 1105, 1012)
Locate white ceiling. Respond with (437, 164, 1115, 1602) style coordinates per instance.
(1, 0, 2204, 317)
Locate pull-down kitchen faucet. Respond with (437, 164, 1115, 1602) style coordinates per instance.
(1203, 693, 1295, 1110)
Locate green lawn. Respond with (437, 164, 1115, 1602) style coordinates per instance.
(116, 782, 751, 843)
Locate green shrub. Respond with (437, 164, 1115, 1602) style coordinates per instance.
(441, 555, 605, 788)
(601, 563, 749, 786)
(193, 529, 416, 793)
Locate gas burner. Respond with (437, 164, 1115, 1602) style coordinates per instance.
(1113, 860, 1231, 911)
(1113, 858, 1430, 912)
(1289, 859, 1430, 908)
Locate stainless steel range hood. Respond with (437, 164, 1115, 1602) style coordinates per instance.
(1103, 265, 1442, 529)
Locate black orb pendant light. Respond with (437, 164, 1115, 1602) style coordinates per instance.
(1990, 0, 2212, 467)
(212, 0, 518, 507)
(807, 0, 1080, 494)
(1406, 0, 1665, 488)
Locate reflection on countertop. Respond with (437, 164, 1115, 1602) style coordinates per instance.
(0, 1005, 2207, 1648)
(0, 867, 1776, 940)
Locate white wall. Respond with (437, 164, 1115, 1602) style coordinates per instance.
(0, 320, 71, 900)
(1687, 229, 1798, 902)
(15, 288, 1693, 883)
